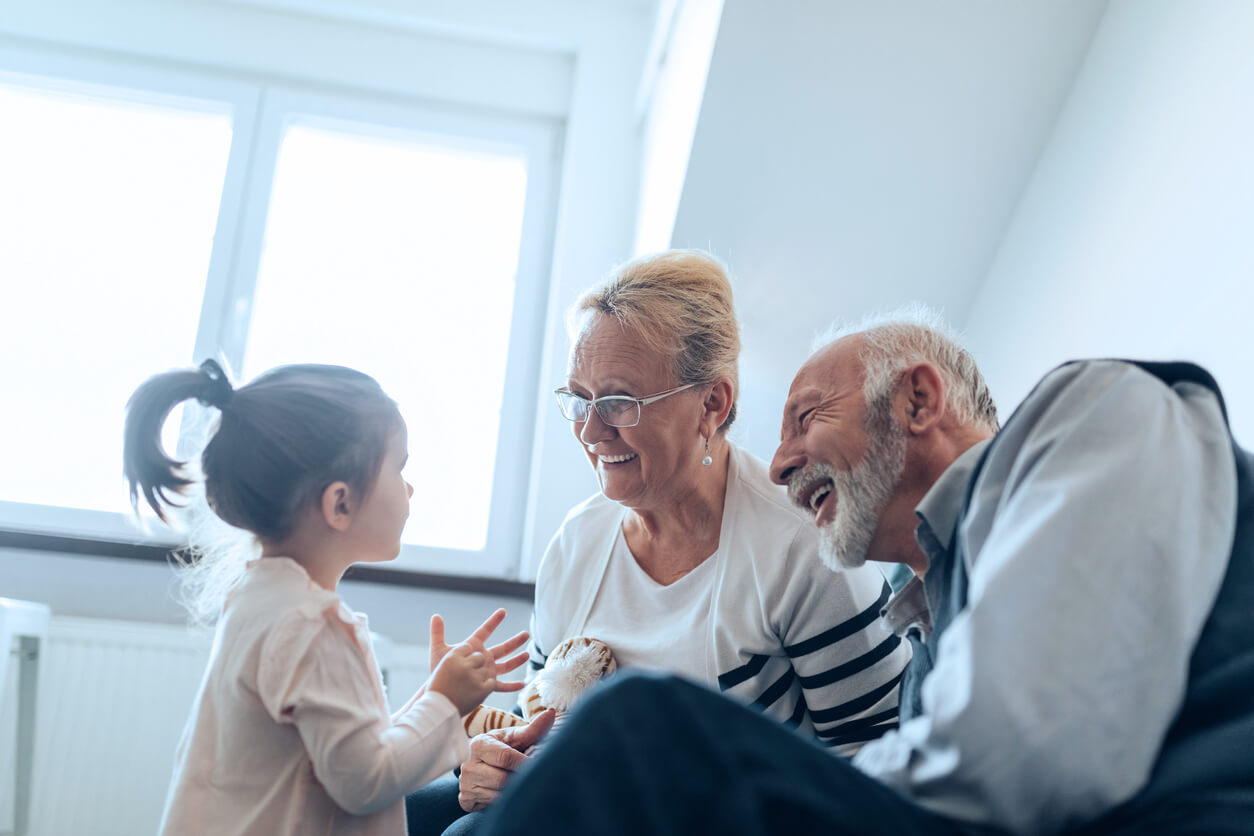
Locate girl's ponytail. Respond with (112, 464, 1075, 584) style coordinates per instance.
(123, 360, 234, 520)
(123, 360, 399, 624)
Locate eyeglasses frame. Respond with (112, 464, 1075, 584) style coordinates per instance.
(552, 382, 702, 428)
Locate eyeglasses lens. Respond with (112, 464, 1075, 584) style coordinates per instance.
(557, 392, 587, 422)
(556, 392, 643, 427)
(596, 399, 639, 427)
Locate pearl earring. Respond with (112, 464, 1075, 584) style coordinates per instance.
(701, 435, 712, 467)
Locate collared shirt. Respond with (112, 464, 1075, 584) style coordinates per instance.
(880, 439, 991, 641)
(853, 361, 1238, 834)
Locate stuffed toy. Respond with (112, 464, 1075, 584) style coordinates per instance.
(463, 636, 616, 745)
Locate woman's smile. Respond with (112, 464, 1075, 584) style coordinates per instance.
(592, 450, 639, 467)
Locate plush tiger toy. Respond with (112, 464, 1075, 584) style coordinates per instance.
(463, 636, 616, 743)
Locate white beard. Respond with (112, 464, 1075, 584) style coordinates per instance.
(793, 418, 906, 571)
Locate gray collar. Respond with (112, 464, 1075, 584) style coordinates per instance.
(882, 439, 992, 639)
(913, 439, 992, 557)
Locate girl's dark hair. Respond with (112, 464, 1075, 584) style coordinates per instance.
(124, 360, 403, 543)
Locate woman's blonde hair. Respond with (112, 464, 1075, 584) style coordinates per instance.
(573, 250, 741, 432)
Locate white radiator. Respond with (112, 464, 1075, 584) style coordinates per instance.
(9, 616, 430, 836)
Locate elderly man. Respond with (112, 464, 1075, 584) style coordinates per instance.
(479, 312, 1254, 835)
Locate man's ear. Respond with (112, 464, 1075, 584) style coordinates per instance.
(902, 363, 946, 435)
(320, 481, 354, 533)
(701, 377, 735, 438)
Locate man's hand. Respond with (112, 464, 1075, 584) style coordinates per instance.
(457, 709, 556, 812)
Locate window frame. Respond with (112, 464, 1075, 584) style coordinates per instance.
(0, 42, 560, 579)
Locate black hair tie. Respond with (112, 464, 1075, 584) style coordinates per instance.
(198, 359, 235, 410)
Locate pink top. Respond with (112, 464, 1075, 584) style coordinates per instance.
(159, 557, 469, 835)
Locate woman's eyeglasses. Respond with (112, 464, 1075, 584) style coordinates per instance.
(553, 383, 700, 428)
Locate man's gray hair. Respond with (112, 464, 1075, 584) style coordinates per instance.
(815, 303, 999, 433)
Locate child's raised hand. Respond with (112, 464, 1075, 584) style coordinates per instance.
(429, 643, 496, 716)
(428, 609, 530, 691)
(428, 614, 454, 674)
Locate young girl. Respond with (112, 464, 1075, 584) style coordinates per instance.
(124, 359, 528, 835)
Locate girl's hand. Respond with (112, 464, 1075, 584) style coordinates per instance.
(428, 636, 530, 716)
(429, 643, 496, 716)
(428, 609, 530, 689)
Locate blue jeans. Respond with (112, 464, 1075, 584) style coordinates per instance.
(476, 671, 978, 836)
(406, 775, 481, 836)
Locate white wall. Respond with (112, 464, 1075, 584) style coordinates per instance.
(517, 11, 654, 578)
(0, 0, 575, 117)
(632, 0, 724, 255)
(668, 0, 1107, 461)
(962, 0, 1254, 446)
(517, 0, 727, 577)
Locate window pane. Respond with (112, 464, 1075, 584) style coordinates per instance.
(244, 124, 528, 551)
(0, 80, 232, 515)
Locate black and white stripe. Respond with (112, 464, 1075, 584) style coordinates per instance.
(718, 582, 903, 752)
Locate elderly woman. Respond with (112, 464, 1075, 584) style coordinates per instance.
(408, 251, 908, 836)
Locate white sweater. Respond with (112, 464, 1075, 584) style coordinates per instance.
(528, 445, 910, 753)
(160, 558, 468, 835)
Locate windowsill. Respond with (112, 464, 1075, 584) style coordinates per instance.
(0, 529, 535, 601)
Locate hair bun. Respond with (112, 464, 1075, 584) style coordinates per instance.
(198, 359, 235, 410)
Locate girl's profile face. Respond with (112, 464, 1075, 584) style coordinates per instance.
(351, 424, 414, 562)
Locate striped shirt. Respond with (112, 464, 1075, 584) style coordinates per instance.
(528, 444, 910, 754)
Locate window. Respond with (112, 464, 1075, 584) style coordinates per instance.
(0, 67, 236, 540)
(245, 122, 527, 554)
(0, 48, 558, 578)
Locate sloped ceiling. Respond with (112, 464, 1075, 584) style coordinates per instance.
(670, 0, 1109, 458)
